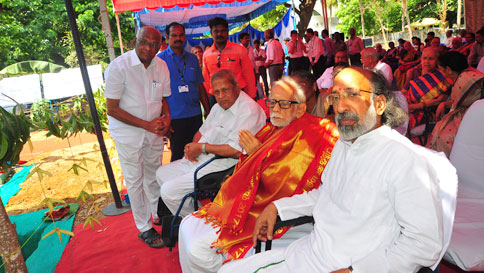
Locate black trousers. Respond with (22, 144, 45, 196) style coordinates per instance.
(169, 115, 203, 162)
(257, 66, 270, 97)
(311, 56, 326, 79)
(349, 53, 362, 67)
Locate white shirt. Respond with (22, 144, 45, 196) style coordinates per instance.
(274, 126, 451, 272)
(324, 37, 336, 58)
(477, 56, 484, 73)
(286, 39, 306, 58)
(199, 91, 266, 153)
(265, 39, 285, 65)
(443, 36, 455, 48)
(317, 66, 334, 89)
(307, 36, 324, 63)
(104, 50, 171, 148)
(375, 61, 393, 85)
(254, 47, 266, 68)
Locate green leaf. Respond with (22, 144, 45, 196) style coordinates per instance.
(68, 163, 88, 175)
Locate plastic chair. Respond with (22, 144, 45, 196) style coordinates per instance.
(162, 155, 236, 250)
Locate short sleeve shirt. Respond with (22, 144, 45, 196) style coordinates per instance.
(104, 50, 171, 147)
(157, 47, 204, 119)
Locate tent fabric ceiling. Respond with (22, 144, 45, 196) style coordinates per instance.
(112, 0, 260, 12)
(135, 0, 285, 34)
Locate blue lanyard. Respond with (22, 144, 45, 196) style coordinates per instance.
(170, 52, 187, 85)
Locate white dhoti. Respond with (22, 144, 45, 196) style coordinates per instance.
(179, 214, 312, 273)
(115, 137, 163, 233)
(156, 155, 237, 217)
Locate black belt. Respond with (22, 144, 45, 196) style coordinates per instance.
(269, 63, 284, 67)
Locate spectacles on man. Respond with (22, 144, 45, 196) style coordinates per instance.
(265, 99, 300, 109)
(217, 55, 221, 68)
(326, 88, 378, 105)
(137, 39, 159, 49)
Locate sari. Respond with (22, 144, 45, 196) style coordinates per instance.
(394, 50, 420, 89)
(429, 69, 484, 157)
(407, 70, 452, 130)
(194, 113, 339, 263)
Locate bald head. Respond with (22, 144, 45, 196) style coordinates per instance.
(361, 47, 379, 68)
(135, 26, 162, 67)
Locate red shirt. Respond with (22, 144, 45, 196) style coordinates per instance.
(202, 41, 256, 98)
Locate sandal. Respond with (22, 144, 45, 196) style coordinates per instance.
(138, 228, 165, 248)
(153, 218, 162, 226)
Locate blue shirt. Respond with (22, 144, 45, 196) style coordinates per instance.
(157, 47, 204, 119)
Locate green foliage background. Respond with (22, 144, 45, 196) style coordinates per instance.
(0, 0, 136, 69)
(335, 0, 458, 37)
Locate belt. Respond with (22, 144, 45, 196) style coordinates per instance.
(269, 63, 284, 67)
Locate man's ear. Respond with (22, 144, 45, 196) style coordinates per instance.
(374, 94, 386, 116)
(296, 102, 307, 118)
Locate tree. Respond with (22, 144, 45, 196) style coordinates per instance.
(0, 197, 27, 273)
(293, 0, 319, 36)
(0, 0, 136, 69)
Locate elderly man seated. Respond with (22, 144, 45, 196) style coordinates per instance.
(361, 47, 393, 86)
(178, 77, 339, 273)
(218, 67, 457, 273)
(155, 69, 266, 218)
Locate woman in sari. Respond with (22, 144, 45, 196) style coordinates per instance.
(394, 41, 421, 89)
(429, 51, 484, 157)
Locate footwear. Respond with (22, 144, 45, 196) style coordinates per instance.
(138, 228, 164, 248)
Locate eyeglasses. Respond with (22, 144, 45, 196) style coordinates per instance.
(265, 99, 300, 109)
(217, 55, 221, 68)
(326, 88, 378, 105)
(137, 39, 159, 49)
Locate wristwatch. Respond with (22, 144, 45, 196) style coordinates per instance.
(348, 265, 354, 272)
(201, 143, 207, 154)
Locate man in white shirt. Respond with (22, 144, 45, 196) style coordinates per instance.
(443, 29, 455, 48)
(239, 32, 256, 73)
(253, 40, 269, 97)
(286, 30, 308, 74)
(317, 50, 349, 91)
(104, 26, 171, 248)
(156, 69, 266, 218)
(220, 67, 455, 273)
(360, 47, 393, 86)
(306, 28, 325, 78)
(346, 27, 364, 66)
(264, 29, 285, 89)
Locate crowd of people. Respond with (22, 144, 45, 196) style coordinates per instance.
(103, 17, 482, 272)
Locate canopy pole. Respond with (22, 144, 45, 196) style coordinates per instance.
(115, 13, 125, 55)
(320, 0, 329, 31)
(63, 0, 126, 210)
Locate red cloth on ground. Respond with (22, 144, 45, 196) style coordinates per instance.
(55, 211, 181, 273)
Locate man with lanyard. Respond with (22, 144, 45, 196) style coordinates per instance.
(264, 29, 285, 89)
(157, 22, 210, 162)
(306, 28, 325, 78)
(202, 17, 256, 105)
(286, 30, 308, 74)
(346, 27, 364, 66)
(104, 26, 171, 248)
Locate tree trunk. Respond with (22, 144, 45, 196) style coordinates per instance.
(437, 0, 448, 28)
(294, 0, 318, 36)
(373, 1, 388, 46)
(457, 0, 461, 28)
(98, 0, 116, 62)
(0, 197, 27, 273)
(402, 0, 412, 37)
(358, 0, 366, 38)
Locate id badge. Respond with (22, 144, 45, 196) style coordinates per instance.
(178, 85, 189, 93)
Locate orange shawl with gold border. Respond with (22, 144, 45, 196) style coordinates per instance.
(193, 113, 339, 262)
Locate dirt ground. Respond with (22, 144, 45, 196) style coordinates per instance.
(6, 130, 170, 227)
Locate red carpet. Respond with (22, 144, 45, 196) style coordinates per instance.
(55, 211, 182, 273)
(55, 210, 477, 273)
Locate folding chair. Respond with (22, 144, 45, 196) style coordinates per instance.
(162, 155, 236, 250)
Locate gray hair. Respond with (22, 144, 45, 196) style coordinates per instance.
(211, 69, 239, 89)
(272, 76, 306, 103)
(368, 70, 408, 128)
(136, 26, 161, 41)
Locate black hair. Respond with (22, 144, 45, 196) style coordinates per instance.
(239, 32, 249, 40)
(208, 17, 228, 30)
(439, 51, 468, 73)
(166, 22, 185, 37)
(306, 28, 314, 35)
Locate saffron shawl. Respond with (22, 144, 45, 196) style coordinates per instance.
(194, 113, 339, 262)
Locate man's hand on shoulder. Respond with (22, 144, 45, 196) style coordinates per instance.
(184, 142, 202, 162)
(239, 130, 262, 156)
